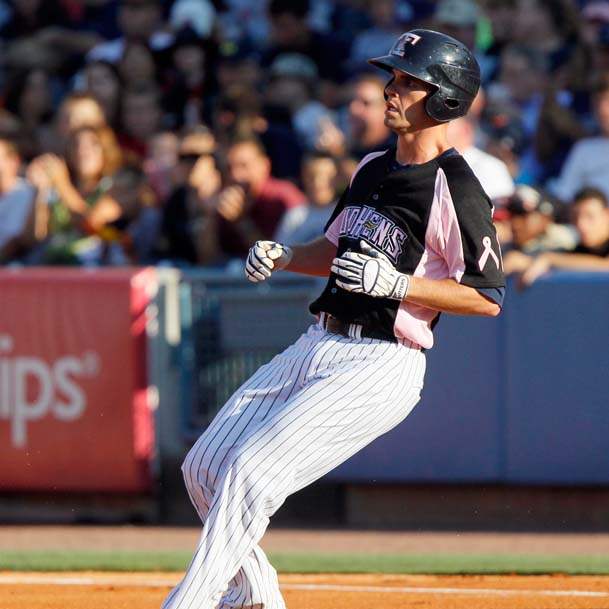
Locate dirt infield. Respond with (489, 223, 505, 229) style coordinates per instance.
(2, 572, 609, 609)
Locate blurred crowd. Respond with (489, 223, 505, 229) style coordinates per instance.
(0, 0, 608, 286)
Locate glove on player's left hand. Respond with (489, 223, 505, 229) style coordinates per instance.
(245, 240, 293, 282)
(331, 240, 410, 301)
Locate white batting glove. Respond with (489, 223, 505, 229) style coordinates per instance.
(245, 240, 293, 283)
(331, 240, 410, 300)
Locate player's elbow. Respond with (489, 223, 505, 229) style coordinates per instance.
(481, 302, 501, 317)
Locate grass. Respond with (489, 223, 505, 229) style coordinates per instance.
(2, 551, 609, 575)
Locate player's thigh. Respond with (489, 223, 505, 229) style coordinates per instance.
(229, 342, 426, 510)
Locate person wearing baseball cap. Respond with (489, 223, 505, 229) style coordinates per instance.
(502, 185, 577, 275)
(512, 187, 609, 287)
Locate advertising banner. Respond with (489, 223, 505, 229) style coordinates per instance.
(0, 268, 157, 492)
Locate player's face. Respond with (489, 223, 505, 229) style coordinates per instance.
(383, 70, 435, 133)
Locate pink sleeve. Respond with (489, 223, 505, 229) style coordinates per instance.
(436, 169, 466, 283)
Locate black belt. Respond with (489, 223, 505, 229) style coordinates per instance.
(318, 312, 419, 348)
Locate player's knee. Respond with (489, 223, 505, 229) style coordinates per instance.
(180, 448, 199, 492)
(228, 451, 291, 516)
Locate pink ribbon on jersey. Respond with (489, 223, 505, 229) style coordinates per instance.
(478, 236, 500, 271)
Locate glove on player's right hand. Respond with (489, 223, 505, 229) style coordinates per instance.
(245, 240, 293, 283)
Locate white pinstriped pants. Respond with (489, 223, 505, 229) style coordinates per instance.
(161, 320, 426, 609)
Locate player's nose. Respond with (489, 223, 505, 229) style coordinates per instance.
(384, 76, 396, 101)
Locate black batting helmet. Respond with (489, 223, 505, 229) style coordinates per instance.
(368, 29, 481, 123)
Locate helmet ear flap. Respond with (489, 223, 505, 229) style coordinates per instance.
(425, 88, 461, 122)
(424, 89, 446, 122)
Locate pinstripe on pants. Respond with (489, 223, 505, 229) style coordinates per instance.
(161, 320, 426, 609)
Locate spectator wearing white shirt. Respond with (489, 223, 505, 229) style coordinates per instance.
(448, 116, 515, 201)
(274, 152, 338, 245)
(553, 72, 609, 202)
(0, 139, 35, 262)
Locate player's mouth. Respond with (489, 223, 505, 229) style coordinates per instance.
(385, 103, 399, 114)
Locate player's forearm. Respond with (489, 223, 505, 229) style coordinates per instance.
(405, 276, 500, 317)
(284, 236, 336, 277)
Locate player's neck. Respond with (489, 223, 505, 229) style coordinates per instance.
(395, 125, 451, 166)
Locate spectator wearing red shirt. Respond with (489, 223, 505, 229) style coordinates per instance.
(217, 136, 305, 257)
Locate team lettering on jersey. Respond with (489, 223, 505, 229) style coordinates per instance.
(339, 205, 407, 263)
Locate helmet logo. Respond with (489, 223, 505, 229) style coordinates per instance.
(391, 32, 422, 56)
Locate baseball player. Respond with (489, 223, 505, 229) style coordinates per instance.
(162, 29, 505, 609)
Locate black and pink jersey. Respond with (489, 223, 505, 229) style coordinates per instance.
(309, 147, 505, 349)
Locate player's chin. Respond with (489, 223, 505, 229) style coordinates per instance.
(384, 113, 409, 132)
(383, 111, 402, 128)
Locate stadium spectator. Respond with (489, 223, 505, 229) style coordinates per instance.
(274, 152, 339, 245)
(448, 116, 514, 201)
(432, 0, 479, 56)
(482, 0, 518, 79)
(501, 185, 577, 274)
(212, 85, 303, 181)
(144, 131, 179, 204)
(217, 135, 306, 258)
(263, 0, 350, 84)
(348, 0, 410, 74)
(349, 73, 395, 157)
(87, 0, 173, 64)
(102, 165, 161, 265)
(511, 0, 579, 58)
(570, 187, 609, 257)
(215, 40, 262, 96)
(0, 138, 36, 262)
(119, 85, 164, 162)
(488, 44, 549, 182)
(82, 60, 123, 129)
(169, 0, 216, 40)
(40, 92, 107, 155)
(27, 125, 123, 264)
(266, 53, 335, 151)
(3, 68, 55, 160)
(482, 101, 529, 181)
(0, 0, 67, 40)
(527, 1, 596, 182)
(118, 42, 160, 90)
(321, 73, 395, 159)
(216, 0, 270, 47)
(0, 0, 603, 275)
(157, 126, 221, 265)
(165, 26, 215, 129)
(553, 72, 609, 202)
(510, 188, 609, 287)
(0, 0, 105, 66)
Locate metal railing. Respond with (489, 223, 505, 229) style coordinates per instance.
(174, 270, 324, 440)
